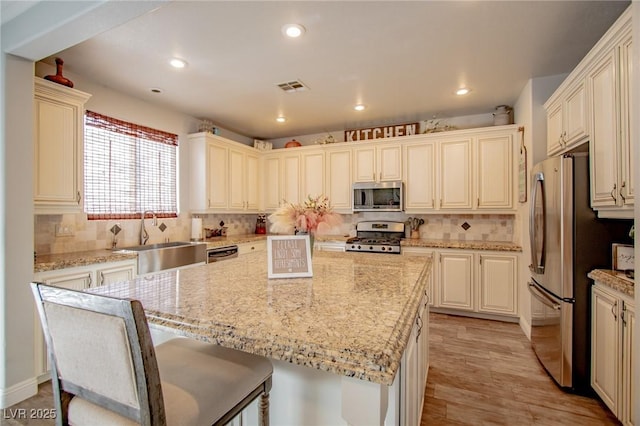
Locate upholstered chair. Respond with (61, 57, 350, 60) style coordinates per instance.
(31, 282, 273, 426)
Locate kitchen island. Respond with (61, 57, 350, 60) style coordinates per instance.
(89, 250, 432, 425)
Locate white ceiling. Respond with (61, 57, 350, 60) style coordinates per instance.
(36, 0, 629, 140)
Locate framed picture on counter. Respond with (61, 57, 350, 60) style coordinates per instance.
(612, 243, 634, 272)
(267, 235, 313, 278)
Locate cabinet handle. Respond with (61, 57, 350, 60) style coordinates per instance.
(99, 272, 104, 286)
(620, 181, 626, 202)
(610, 184, 617, 201)
(87, 274, 92, 288)
(379, 172, 382, 181)
(477, 198, 480, 208)
(76, 191, 81, 205)
(612, 300, 618, 321)
(373, 173, 376, 181)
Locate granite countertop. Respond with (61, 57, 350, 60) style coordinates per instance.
(401, 239, 522, 252)
(588, 269, 635, 298)
(34, 249, 138, 273)
(89, 251, 432, 386)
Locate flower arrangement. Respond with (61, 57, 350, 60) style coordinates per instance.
(268, 195, 342, 236)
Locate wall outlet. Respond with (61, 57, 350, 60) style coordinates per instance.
(55, 224, 74, 237)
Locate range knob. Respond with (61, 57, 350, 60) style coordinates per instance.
(381, 246, 386, 251)
(369, 246, 374, 250)
(357, 245, 362, 250)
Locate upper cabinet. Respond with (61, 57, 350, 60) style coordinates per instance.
(545, 80, 588, 156)
(404, 127, 517, 213)
(33, 77, 91, 213)
(544, 6, 632, 219)
(188, 133, 260, 213)
(325, 147, 352, 213)
(353, 143, 402, 182)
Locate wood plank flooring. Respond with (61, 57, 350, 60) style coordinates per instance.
(1, 313, 618, 425)
(422, 313, 619, 425)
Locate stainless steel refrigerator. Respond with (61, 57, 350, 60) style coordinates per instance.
(528, 153, 631, 393)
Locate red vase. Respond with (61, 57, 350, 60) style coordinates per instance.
(44, 58, 74, 88)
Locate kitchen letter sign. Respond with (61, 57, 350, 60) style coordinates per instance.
(267, 236, 313, 278)
(344, 122, 418, 142)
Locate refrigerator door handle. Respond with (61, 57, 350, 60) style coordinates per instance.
(529, 172, 546, 274)
(528, 281, 561, 310)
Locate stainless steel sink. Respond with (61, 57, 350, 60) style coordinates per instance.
(117, 241, 206, 274)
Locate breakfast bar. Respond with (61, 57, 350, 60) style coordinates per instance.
(89, 250, 432, 425)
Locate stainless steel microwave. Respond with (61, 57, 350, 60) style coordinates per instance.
(353, 181, 404, 212)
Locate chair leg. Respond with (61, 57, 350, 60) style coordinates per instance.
(259, 391, 269, 426)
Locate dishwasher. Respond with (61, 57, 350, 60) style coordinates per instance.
(206, 245, 239, 263)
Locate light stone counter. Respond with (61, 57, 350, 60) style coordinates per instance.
(34, 249, 137, 273)
(588, 269, 634, 298)
(401, 238, 522, 252)
(89, 250, 432, 386)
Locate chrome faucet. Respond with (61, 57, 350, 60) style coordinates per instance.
(140, 210, 157, 245)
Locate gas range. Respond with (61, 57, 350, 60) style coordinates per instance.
(345, 221, 405, 254)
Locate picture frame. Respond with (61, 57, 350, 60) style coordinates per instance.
(612, 243, 634, 271)
(267, 235, 313, 278)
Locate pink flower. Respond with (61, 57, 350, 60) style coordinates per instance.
(268, 195, 342, 236)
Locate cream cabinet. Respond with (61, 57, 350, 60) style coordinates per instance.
(301, 149, 325, 199)
(353, 143, 402, 183)
(237, 240, 267, 255)
(282, 153, 301, 205)
(433, 249, 518, 318)
(439, 137, 473, 210)
(33, 77, 91, 213)
(403, 140, 436, 211)
(437, 251, 474, 311)
(589, 25, 633, 218)
(591, 283, 635, 424)
(477, 254, 518, 316)
(263, 154, 282, 211)
(188, 133, 260, 213)
(325, 147, 352, 213)
(545, 80, 588, 156)
(33, 259, 137, 379)
(402, 247, 435, 307)
(229, 147, 259, 211)
(404, 127, 517, 213)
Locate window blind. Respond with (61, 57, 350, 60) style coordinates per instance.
(84, 111, 178, 220)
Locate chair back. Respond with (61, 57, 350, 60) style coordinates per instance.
(31, 282, 165, 425)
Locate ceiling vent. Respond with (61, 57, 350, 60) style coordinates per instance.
(277, 80, 309, 93)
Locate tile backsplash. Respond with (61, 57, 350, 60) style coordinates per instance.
(35, 212, 515, 255)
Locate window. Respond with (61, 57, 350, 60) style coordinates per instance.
(84, 111, 178, 220)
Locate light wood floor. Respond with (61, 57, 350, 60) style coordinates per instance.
(422, 313, 618, 425)
(2, 313, 618, 425)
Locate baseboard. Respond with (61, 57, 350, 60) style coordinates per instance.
(519, 315, 532, 340)
(0, 377, 38, 409)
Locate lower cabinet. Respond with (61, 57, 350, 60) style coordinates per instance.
(314, 240, 346, 252)
(401, 292, 430, 426)
(591, 283, 635, 425)
(33, 259, 137, 380)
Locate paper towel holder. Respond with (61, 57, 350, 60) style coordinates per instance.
(191, 217, 204, 241)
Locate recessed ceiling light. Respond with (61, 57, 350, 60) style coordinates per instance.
(456, 88, 470, 96)
(354, 104, 366, 111)
(169, 58, 187, 69)
(149, 87, 163, 94)
(282, 24, 305, 38)
(276, 116, 287, 123)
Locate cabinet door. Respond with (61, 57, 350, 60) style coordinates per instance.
(353, 146, 376, 182)
(589, 51, 619, 208)
(404, 142, 436, 211)
(401, 318, 419, 426)
(228, 148, 246, 210)
(263, 155, 282, 211)
(378, 144, 402, 182)
(282, 154, 301, 204)
(301, 150, 325, 199)
(478, 254, 517, 315)
(245, 152, 260, 211)
(591, 285, 619, 414)
(621, 301, 635, 426)
(620, 37, 634, 206)
(476, 134, 513, 210)
(564, 80, 588, 147)
(439, 138, 472, 210)
(207, 142, 228, 209)
(546, 100, 564, 156)
(417, 294, 430, 406)
(438, 252, 473, 310)
(95, 262, 136, 287)
(326, 148, 352, 212)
